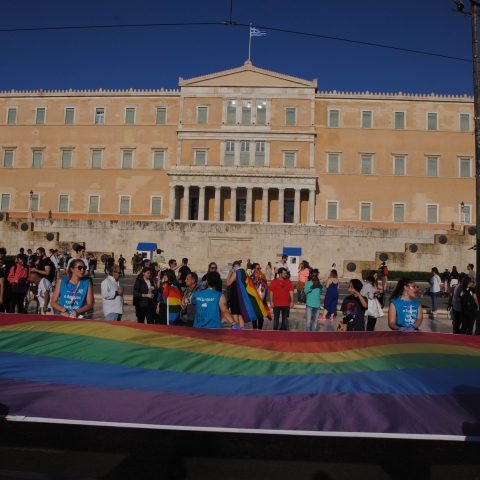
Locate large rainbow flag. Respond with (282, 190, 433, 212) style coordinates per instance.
(1, 314, 480, 440)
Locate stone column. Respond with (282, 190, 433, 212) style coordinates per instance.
(308, 188, 316, 224)
(169, 185, 176, 219)
(230, 187, 237, 222)
(294, 188, 301, 224)
(214, 186, 221, 221)
(262, 188, 269, 222)
(278, 188, 284, 223)
(182, 185, 190, 220)
(246, 187, 253, 223)
(198, 186, 205, 221)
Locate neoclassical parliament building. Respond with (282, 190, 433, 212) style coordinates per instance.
(0, 61, 476, 269)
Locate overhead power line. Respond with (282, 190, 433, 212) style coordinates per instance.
(0, 20, 471, 63)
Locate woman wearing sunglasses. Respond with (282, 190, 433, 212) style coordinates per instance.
(52, 259, 93, 318)
(388, 278, 423, 331)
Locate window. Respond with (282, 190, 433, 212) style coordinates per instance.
(361, 110, 372, 129)
(7, 108, 17, 125)
(240, 141, 250, 165)
(285, 107, 296, 126)
(427, 204, 439, 223)
(197, 106, 208, 124)
(125, 107, 136, 125)
(0, 194, 10, 211)
(3, 149, 14, 168)
(91, 149, 102, 169)
(224, 141, 235, 166)
(32, 149, 43, 168)
(122, 150, 133, 169)
(460, 113, 470, 132)
(255, 141, 265, 166)
(65, 107, 75, 125)
(394, 111, 405, 130)
(30, 193, 39, 212)
(119, 196, 130, 214)
(461, 204, 472, 224)
(241, 100, 252, 125)
(328, 109, 340, 128)
(393, 203, 405, 222)
(360, 154, 373, 174)
(284, 151, 296, 168)
(58, 195, 69, 213)
(156, 106, 167, 125)
(360, 202, 372, 221)
(427, 112, 438, 131)
(459, 157, 472, 177)
(226, 100, 236, 124)
(393, 155, 406, 175)
(88, 195, 99, 214)
(35, 107, 46, 125)
(194, 149, 207, 166)
(95, 107, 105, 124)
(61, 149, 72, 169)
(256, 100, 267, 125)
(153, 150, 165, 169)
(426, 156, 439, 177)
(151, 197, 162, 215)
(326, 201, 338, 220)
(327, 153, 340, 173)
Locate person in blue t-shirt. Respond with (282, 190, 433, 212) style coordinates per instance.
(388, 278, 423, 331)
(192, 271, 234, 328)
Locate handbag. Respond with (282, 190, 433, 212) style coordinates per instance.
(366, 298, 384, 318)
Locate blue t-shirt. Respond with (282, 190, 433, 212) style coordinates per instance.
(391, 298, 421, 328)
(192, 289, 223, 328)
(58, 277, 89, 312)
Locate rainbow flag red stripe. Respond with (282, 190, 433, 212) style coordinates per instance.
(1, 314, 480, 440)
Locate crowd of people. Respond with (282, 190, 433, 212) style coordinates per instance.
(0, 244, 478, 335)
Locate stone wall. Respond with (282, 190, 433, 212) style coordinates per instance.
(1, 217, 475, 277)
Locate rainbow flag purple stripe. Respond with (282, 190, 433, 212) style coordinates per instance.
(1, 314, 480, 440)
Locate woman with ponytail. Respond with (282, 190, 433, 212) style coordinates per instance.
(388, 278, 423, 331)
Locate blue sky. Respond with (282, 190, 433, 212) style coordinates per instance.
(0, 0, 475, 94)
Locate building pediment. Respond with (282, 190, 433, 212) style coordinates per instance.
(179, 60, 317, 89)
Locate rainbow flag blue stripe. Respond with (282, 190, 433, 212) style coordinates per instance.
(1, 314, 480, 440)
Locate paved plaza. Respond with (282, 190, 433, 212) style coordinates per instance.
(91, 274, 455, 334)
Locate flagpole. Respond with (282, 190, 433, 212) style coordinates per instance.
(248, 23, 252, 61)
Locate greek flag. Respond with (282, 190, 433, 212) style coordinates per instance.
(250, 26, 267, 37)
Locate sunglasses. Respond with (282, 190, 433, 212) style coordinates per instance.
(75, 265, 86, 271)
(210, 266, 217, 270)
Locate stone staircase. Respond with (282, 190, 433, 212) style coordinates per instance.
(344, 227, 476, 277)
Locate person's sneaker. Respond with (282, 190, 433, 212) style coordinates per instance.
(320, 317, 326, 322)
(231, 324, 243, 330)
(329, 315, 335, 321)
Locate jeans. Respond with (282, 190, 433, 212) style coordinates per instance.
(431, 292, 439, 312)
(105, 312, 122, 321)
(305, 306, 320, 331)
(273, 306, 289, 330)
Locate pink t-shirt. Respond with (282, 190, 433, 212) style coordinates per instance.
(298, 268, 310, 283)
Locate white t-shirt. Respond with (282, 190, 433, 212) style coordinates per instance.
(38, 278, 53, 310)
(430, 274, 441, 293)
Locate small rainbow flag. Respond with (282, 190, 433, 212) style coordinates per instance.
(162, 284, 182, 324)
(1, 314, 480, 440)
(235, 269, 271, 323)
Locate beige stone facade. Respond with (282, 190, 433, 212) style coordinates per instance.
(0, 60, 475, 233)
